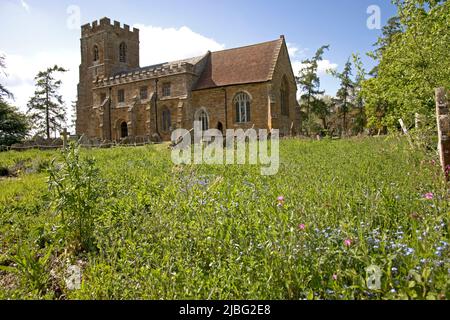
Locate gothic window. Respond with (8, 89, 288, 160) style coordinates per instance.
(198, 110, 209, 131)
(234, 92, 251, 123)
(119, 42, 127, 63)
(120, 122, 128, 138)
(162, 83, 171, 97)
(161, 107, 171, 132)
(118, 89, 125, 103)
(281, 76, 290, 116)
(93, 45, 99, 62)
(140, 86, 148, 100)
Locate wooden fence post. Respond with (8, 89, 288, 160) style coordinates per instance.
(435, 88, 450, 178)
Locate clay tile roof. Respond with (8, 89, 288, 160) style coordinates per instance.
(194, 38, 283, 90)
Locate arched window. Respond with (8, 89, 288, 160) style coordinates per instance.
(120, 121, 128, 138)
(119, 42, 127, 63)
(162, 108, 171, 132)
(198, 109, 209, 131)
(234, 92, 251, 123)
(93, 45, 99, 62)
(280, 76, 290, 116)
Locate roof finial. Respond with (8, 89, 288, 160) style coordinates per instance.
(280, 35, 285, 40)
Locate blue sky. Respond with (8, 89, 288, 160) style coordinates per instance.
(0, 0, 398, 125)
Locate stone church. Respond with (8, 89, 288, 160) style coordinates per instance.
(76, 17, 300, 141)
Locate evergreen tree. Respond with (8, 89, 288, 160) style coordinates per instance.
(311, 96, 332, 133)
(352, 54, 367, 134)
(296, 45, 329, 135)
(0, 55, 13, 101)
(330, 59, 354, 135)
(27, 65, 67, 139)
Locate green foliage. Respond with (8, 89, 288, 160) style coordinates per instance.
(26, 65, 68, 140)
(48, 142, 101, 252)
(0, 55, 13, 102)
(0, 55, 29, 146)
(330, 59, 355, 135)
(0, 243, 53, 296)
(0, 140, 449, 300)
(296, 45, 330, 135)
(363, 0, 450, 132)
(0, 101, 29, 147)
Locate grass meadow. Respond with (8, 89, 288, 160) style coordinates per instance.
(0, 136, 448, 300)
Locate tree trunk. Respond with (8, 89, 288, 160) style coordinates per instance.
(322, 117, 327, 131)
(45, 76, 50, 140)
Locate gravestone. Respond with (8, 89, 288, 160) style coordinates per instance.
(60, 128, 69, 149)
(435, 88, 450, 177)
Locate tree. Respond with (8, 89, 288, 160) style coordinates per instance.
(311, 96, 332, 133)
(0, 102, 29, 146)
(362, 0, 449, 132)
(0, 55, 13, 102)
(27, 65, 68, 139)
(70, 100, 77, 131)
(0, 56, 29, 146)
(368, 16, 403, 77)
(352, 54, 367, 134)
(330, 59, 354, 135)
(296, 45, 329, 135)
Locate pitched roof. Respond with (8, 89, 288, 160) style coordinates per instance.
(114, 55, 205, 77)
(194, 38, 283, 90)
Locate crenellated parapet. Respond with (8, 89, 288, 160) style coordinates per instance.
(92, 62, 196, 88)
(81, 17, 139, 40)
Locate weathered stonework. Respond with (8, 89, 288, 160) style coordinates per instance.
(76, 18, 300, 141)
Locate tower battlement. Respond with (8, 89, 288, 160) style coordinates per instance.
(81, 17, 139, 39)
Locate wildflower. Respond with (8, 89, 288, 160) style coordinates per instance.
(344, 239, 352, 247)
(423, 193, 434, 200)
(298, 224, 306, 231)
(277, 196, 285, 207)
(332, 274, 338, 281)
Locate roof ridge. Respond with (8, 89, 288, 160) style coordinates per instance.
(211, 38, 282, 54)
(267, 38, 284, 80)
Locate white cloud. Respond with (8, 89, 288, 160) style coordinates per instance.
(287, 43, 299, 58)
(0, 50, 79, 131)
(317, 60, 338, 75)
(286, 42, 308, 60)
(286, 42, 338, 78)
(19, 0, 30, 12)
(134, 24, 225, 66)
(1, 24, 225, 133)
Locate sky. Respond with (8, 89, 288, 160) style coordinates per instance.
(0, 0, 398, 130)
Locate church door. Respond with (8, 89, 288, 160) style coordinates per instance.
(120, 121, 128, 138)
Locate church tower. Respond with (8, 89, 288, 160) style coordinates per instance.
(76, 17, 140, 137)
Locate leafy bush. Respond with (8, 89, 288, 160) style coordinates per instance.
(48, 143, 101, 252)
(0, 243, 53, 296)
